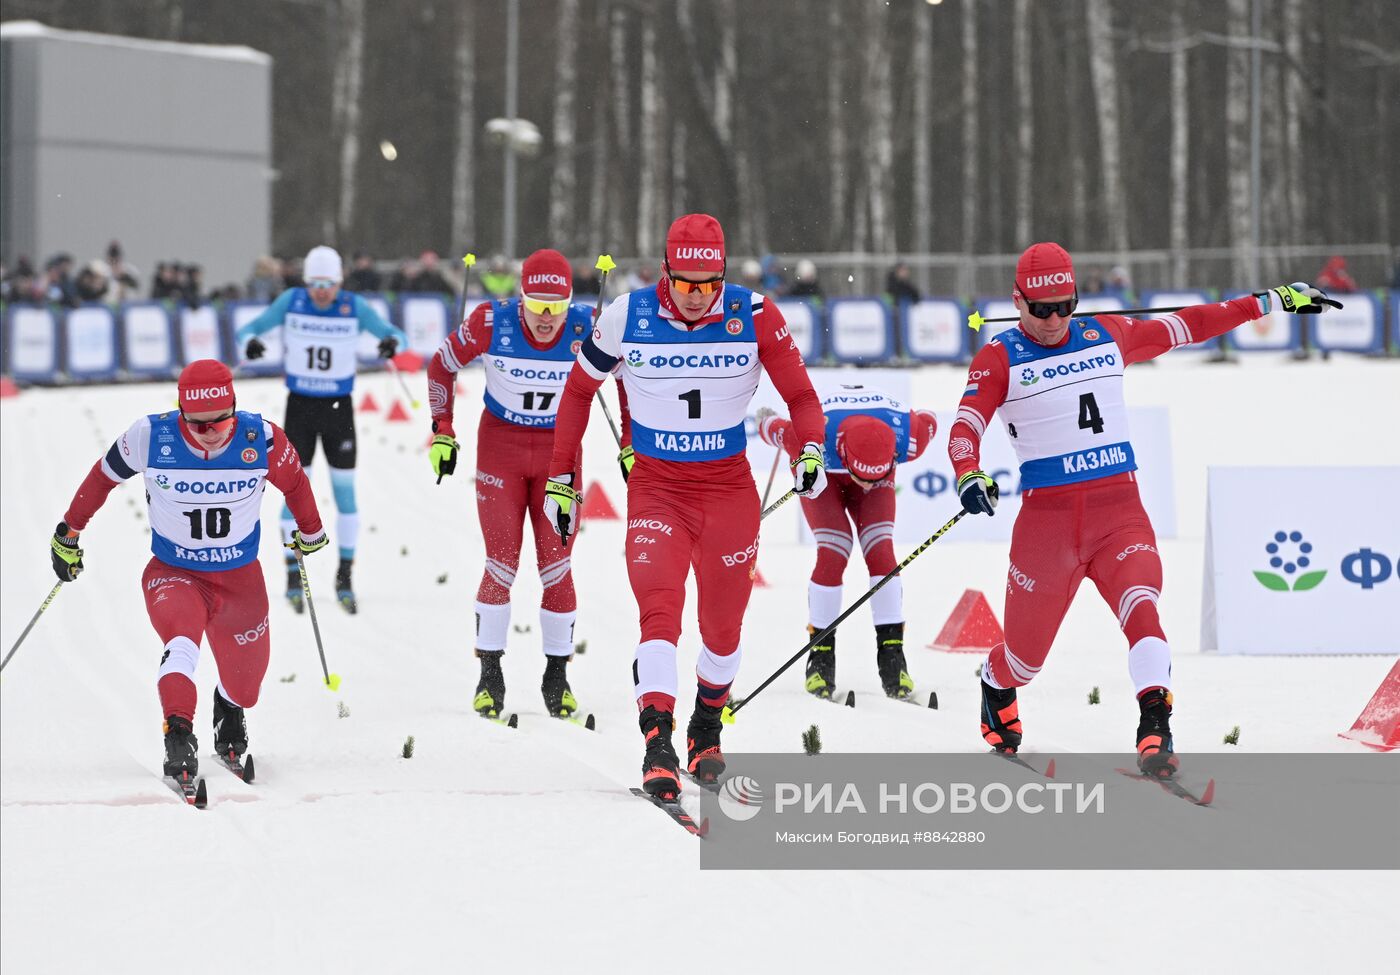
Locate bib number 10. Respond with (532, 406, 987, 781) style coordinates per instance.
(183, 507, 232, 540)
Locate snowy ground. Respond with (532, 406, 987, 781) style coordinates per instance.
(2, 358, 1397, 973)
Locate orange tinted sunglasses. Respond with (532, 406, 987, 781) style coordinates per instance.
(667, 268, 724, 295)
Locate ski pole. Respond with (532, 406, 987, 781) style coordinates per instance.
(385, 356, 421, 410)
(0, 582, 63, 673)
(967, 304, 1189, 331)
(723, 508, 968, 723)
(760, 488, 797, 521)
(588, 255, 622, 448)
(294, 550, 342, 692)
(760, 447, 783, 508)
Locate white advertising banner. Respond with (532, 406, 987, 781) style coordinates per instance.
(903, 299, 965, 361)
(1226, 294, 1296, 351)
(1312, 292, 1381, 353)
(1202, 467, 1400, 654)
(228, 303, 279, 373)
(122, 303, 174, 374)
(182, 305, 228, 365)
(400, 295, 449, 357)
(64, 306, 118, 377)
(772, 299, 820, 361)
(6, 307, 58, 377)
(746, 368, 1176, 544)
(828, 299, 891, 361)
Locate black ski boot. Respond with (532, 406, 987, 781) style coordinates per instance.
(335, 558, 358, 615)
(163, 715, 199, 779)
(285, 562, 304, 614)
(541, 654, 578, 718)
(639, 706, 681, 798)
(980, 678, 1022, 754)
(875, 622, 914, 699)
(212, 687, 248, 760)
(474, 650, 506, 718)
(686, 698, 726, 783)
(804, 625, 836, 698)
(1136, 688, 1178, 778)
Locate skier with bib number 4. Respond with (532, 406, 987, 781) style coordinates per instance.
(51, 360, 327, 794)
(426, 249, 594, 721)
(756, 385, 938, 700)
(543, 214, 828, 799)
(235, 245, 407, 615)
(949, 242, 1342, 777)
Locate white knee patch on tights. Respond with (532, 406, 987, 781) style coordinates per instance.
(633, 640, 678, 701)
(808, 581, 844, 630)
(474, 600, 511, 652)
(1127, 636, 1172, 694)
(868, 576, 903, 626)
(696, 644, 742, 687)
(158, 636, 200, 682)
(336, 512, 360, 553)
(540, 608, 576, 656)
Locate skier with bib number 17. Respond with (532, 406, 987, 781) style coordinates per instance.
(949, 241, 1342, 777)
(542, 214, 828, 799)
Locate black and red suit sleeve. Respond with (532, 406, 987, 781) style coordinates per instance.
(755, 299, 824, 448)
(265, 423, 323, 537)
(427, 301, 492, 439)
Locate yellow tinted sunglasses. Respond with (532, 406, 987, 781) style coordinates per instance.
(522, 296, 570, 315)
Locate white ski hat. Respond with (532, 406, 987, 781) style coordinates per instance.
(304, 245, 344, 283)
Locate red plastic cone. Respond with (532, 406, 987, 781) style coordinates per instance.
(580, 482, 620, 520)
(928, 589, 1005, 653)
(1339, 659, 1400, 752)
(385, 400, 412, 422)
(357, 391, 380, 412)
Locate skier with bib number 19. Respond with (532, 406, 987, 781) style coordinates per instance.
(949, 241, 1342, 777)
(543, 214, 828, 799)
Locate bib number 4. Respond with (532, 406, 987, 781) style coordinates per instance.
(1077, 392, 1105, 435)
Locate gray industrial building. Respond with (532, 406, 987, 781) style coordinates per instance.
(1, 21, 271, 291)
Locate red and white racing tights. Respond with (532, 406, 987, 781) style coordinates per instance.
(625, 455, 760, 716)
(142, 558, 271, 723)
(983, 473, 1172, 697)
(473, 412, 581, 655)
(801, 473, 901, 629)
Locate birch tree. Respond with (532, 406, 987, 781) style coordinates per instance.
(607, 4, 631, 250)
(1013, 0, 1032, 246)
(548, 0, 579, 250)
(587, 2, 611, 253)
(863, 1, 896, 255)
(1085, 0, 1129, 258)
(827, 2, 849, 250)
(912, 0, 932, 255)
(1282, 0, 1305, 246)
(332, 0, 367, 243)
(450, 1, 476, 262)
(1225, 0, 1253, 283)
(1169, 2, 1189, 284)
(636, 10, 661, 255)
(961, 0, 979, 253)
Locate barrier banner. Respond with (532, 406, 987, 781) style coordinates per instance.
(399, 294, 449, 357)
(970, 298, 1017, 352)
(356, 293, 395, 365)
(1312, 292, 1382, 353)
(1224, 291, 1298, 351)
(828, 299, 893, 363)
(773, 299, 822, 361)
(122, 302, 175, 377)
(1201, 466, 1400, 654)
(225, 302, 278, 374)
(3, 306, 59, 380)
(903, 299, 966, 362)
(63, 305, 119, 380)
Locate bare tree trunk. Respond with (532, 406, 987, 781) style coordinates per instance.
(1225, 0, 1253, 284)
(587, 3, 611, 254)
(715, 0, 759, 252)
(450, 2, 476, 262)
(1063, 1, 1088, 248)
(912, 0, 932, 255)
(1169, 2, 1189, 284)
(863, 2, 896, 255)
(165, 0, 183, 39)
(960, 0, 979, 253)
(1281, 0, 1305, 246)
(1085, 0, 1128, 258)
(827, 2, 848, 250)
(332, 0, 367, 244)
(607, 5, 630, 250)
(636, 11, 661, 255)
(1013, 0, 1033, 246)
(548, 0, 579, 250)
(671, 120, 687, 217)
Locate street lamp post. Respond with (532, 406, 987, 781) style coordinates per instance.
(504, 0, 519, 260)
